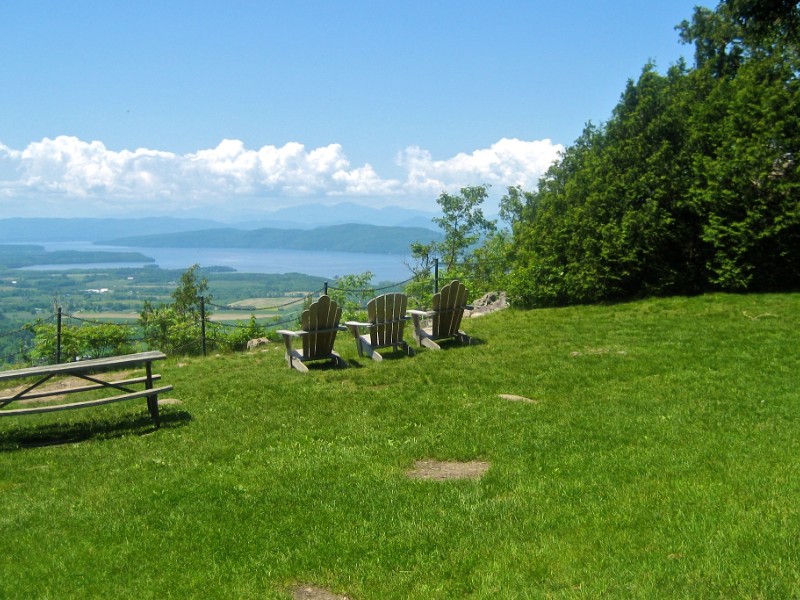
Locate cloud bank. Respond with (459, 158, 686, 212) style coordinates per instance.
(0, 136, 563, 217)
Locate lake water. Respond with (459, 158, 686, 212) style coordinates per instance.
(22, 242, 414, 284)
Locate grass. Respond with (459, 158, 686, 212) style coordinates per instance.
(1, 293, 799, 599)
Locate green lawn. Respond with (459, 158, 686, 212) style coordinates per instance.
(1, 293, 799, 599)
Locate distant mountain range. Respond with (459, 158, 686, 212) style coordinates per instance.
(102, 223, 443, 255)
(0, 205, 444, 257)
(0, 217, 224, 243)
(0, 203, 439, 243)
(231, 203, 439, 230)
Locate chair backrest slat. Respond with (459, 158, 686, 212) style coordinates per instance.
(368, 292, 407, 347)
(431, 280, 468, 338)
(301, 295, 341, 358)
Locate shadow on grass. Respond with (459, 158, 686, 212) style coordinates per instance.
(350, 346, 418, 366)
(432, 336, 486, 349)
(0, 409, 192, 452)
(348, 338, 485, 366)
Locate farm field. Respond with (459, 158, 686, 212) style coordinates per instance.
(1, 292, 799, 598)
(0, 266, 327, 363)
(72, 306, 285, 323)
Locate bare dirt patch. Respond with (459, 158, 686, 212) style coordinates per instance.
(292, 584, 350, 600)
(157, 398, 182, 406)
(498, 393, 538, 404)
(6, 369, 138, 405)
(406, 460, 490, 481)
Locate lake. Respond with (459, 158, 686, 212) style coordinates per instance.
(23, 242, 414, 284)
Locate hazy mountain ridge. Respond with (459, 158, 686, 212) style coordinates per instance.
(0, 204, 440, 243)
(231, 203, 439, 230)
(0, 217, 225, 243)
(102, 223, 443, 255)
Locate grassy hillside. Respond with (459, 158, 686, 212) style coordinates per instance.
(1, 293, 799, 598)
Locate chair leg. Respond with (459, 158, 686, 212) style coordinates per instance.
(456, 332, 473, 345)
(291, 359, 309, 373)
(287, 352, 309, 372)
(360, 339, 381, 361)
(420, 338, 441, 351)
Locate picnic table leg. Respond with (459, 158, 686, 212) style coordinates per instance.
(145, 362, 160, 428)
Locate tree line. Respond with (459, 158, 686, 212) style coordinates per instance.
(401, 1, 798, 309)
(497, 0, 799, 307)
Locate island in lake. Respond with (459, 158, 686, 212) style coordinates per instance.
(0, 244, 155, 269)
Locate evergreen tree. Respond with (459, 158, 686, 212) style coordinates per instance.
(507, 0, 799, 307)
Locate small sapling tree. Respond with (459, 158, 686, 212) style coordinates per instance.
(140, 264, 212, 354)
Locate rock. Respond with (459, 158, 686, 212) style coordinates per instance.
(246, 337, 270, 350)
(498, 393, 538, 404)
(465, 291, 508, 317)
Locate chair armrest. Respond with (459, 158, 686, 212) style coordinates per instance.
(278, 326, 344, 336)
(407, 309, 434, 317)
(276, 329, 304, 338)
(345, 321, 370, 339)
(344, 320, 372, 328)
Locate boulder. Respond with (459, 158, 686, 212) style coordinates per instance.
(246, 337, 271, 350)
(465, 291, 508, 317)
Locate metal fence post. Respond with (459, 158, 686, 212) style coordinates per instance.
(434, 258, 439, 294)
(56, 306, 62, 364)
(200, 296, 207, 357)
(324, 282, 328, 296)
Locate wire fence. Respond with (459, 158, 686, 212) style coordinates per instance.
(326, 275, 416, 293)
(204, 287, 323, 312)
(0, 270, 438, 365)
(0, 258, 492, 369)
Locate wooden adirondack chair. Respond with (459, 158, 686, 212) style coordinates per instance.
(277, 295, 348, 372)
(408, 280, 473, 350)
(345, 292, 414, 361)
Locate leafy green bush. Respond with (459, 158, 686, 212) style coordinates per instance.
(211, 316, 272, 352)
(27, 320, 136, 363)
(327, 272, 375, 321)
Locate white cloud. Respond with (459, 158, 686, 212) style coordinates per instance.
(5, 137, 179, 200)
(0, 135, 562, 217)
(398, 138, 564, 194)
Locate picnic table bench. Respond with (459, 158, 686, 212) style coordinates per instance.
(0, 351, 172, 427)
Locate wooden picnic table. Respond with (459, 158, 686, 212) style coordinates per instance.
(0, 351, 172, 427)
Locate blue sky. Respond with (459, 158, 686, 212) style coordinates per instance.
(1, 1, 707, 220)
